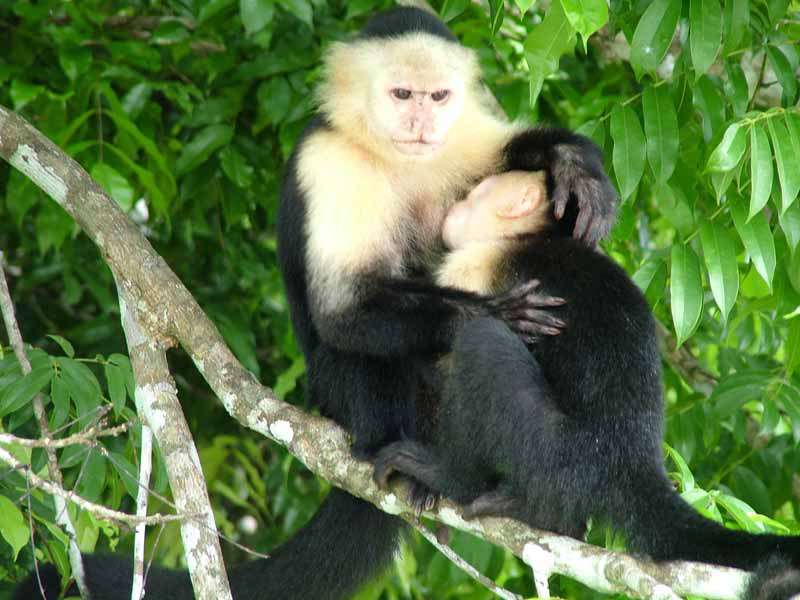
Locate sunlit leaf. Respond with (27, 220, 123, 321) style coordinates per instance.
(699, 222, 739, 322)
(723, 0, 749, 52)
(240, 0, 274, 34)
(690, 0, 722, 78)
(524, 0, 576, 105)
(610, 105, 645, 201)
(0, 496, 29, 560)
(766, 46, 798, 105)
(730, 195, 775, 289)
(670, 244, 703, 347)
(642, 84, 679, 183)
(560, 0, 608, 51)
(749, 124, 773, 220)
(629, 0, 681, 78)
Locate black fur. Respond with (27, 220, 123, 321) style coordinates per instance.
(374, 230, 800, 584)
(358, 7, 458, 43)
(14, 489, 398, 600)
(747, 557, 800, 600)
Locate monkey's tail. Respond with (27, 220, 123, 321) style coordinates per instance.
(619, 470, 800, 571)
(14, 489, 402, 600)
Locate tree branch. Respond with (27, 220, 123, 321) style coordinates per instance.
(0, 104, 753, 599)
(115, 275, 232, 600)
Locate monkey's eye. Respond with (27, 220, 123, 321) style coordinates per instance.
(392, 88, 412, 100)
(431, 90, 450, 102)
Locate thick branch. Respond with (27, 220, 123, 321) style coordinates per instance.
(0, 104, 752, 599)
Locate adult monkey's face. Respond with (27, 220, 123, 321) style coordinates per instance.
(318, 33, 479, 161)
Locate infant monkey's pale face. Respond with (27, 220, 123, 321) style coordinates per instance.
(442, 171, 548, 249)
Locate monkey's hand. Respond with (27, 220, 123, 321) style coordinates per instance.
(486, 279, 566, 344)
(505, 128, 618, 246)
(550, 142, 618, 246)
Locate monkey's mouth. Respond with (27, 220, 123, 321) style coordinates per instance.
(392, 139, 441, 156)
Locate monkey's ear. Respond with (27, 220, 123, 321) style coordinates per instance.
(496, 185, 540, 220)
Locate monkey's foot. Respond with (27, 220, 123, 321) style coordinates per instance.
(463, 488, 521, 520)
(373, 442, 442, 516)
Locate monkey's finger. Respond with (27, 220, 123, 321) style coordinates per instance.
(489, 279, 542, 307)
(553, 184, 570, 220)
(573, 201, 593, 241)
(511, 319, 562, 336)
(515, 309, 567, 329)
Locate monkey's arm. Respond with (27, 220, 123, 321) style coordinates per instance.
(504, 127, 618, 246)
(313, 278, 563, 358)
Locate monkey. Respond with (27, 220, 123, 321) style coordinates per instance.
(271, 6, 617, 600)
(13, 8, 615, 600)
(372, 170, 800, 597)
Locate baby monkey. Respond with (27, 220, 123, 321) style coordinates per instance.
(375, 171, 800, 576)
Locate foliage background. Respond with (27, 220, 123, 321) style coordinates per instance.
(0, 0, 799, 598)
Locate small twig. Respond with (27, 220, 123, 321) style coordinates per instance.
(407, 517, 522, 600)
(0, 423, 131, 448)
(0, 252, 89, 597)
(131, 424, 153, 600)
(0, 446, 190, 527)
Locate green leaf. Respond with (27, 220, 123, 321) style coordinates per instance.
(670, 244, 703, 347)
(513, 0, 535, 14)
(281, 0, 312, 27)
(220, 147, 255, 188)
(10, 80, 43, 111)
(786, 319, 800, 379)
(58, 358, 102, 420)
(722, 0, 749, 52)
(779, 200, 800, 253)
(642, 84, 679, 183)
(632, 258, 668, 308)
(49, 374, 71, 430)
(690, 0, 722, 78)
(712, 370, 770, 417)
(46, 334, 75, 358)
(699, 222, 739, 322)
(524, 0, 576, 106)
(257, 77, 292, 127)
(768, 115, 800, 213)
(723, 61, 749, 118)
(629, 0, 681, 78)
(717, 494, 763, 533)
(559, 0, 608, 51)
(0, 364, 53, 418)
(240, 0, 274, 34)
(90, 164, 135, 212)
(58, 48, 92, 81)
(664, 444, 695, 491)
(488, 0, 504, 35)
(749, 124, 773, 220)
(104, 363, 127, 415)
(730, 195, 775, 289)
(693, 76, 724, 142)
(35, 205, 74, 255)
(273, 357, 306, 400)
(441, 0, 471, 21)
(176, 125, 234, 175)
(76, 451, 107, 504)
(0, 496, 29, 561)
(610, 105, 646, 201)
(766, 45, 798, 106)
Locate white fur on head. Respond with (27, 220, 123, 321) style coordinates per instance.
(317, 33, 482, 160)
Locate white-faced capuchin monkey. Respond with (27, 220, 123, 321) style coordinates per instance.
(373, 171, 800, 600)
(13, 8, 615, 600)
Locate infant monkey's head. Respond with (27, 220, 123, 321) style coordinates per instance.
(442, 171, 550, 250)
